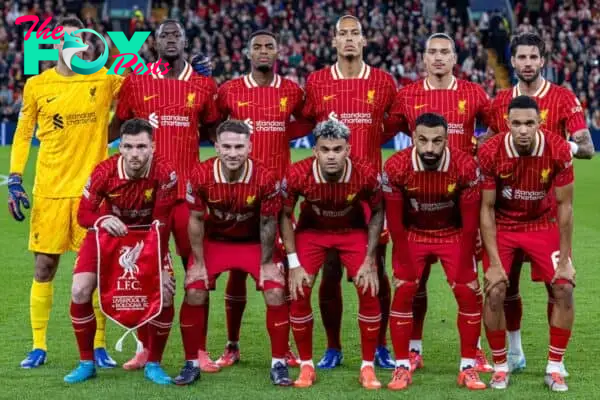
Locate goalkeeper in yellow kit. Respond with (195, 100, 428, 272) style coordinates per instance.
(8, 17, 122, 368)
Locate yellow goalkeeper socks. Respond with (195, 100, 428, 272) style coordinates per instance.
(93, 288, 107, 349)
(30, 280, 53, 351)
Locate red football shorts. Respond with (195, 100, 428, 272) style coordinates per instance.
(482, 227, 568, 283)
(170, 200, 191, 257)
(393, 239, 477, 284)
(186, 239, 284, 291)
(73, 232, 174, 275)
(296, 229, 367, 278)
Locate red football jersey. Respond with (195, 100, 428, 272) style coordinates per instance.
(478, 130, 574, 232)
(217, 74, 304, 179)
(488, 79, 587, 138)
(390, 77, 492, 153)
(284, 156, 382, 232)
(383, 146, 480, 243)
(186, 157, 281, 242)
(115, 63, 220, 197)
(302, 63, 397, 168)
(78, 154, 178, 229)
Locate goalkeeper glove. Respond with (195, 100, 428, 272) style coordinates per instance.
(191, 53, 212, 77)
(7, 173, 30, 222)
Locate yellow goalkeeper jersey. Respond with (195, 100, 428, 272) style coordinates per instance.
(10, 67, 122, 198)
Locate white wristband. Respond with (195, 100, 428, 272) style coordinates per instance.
(569, 141, 579, 155)
(287, 253, 301, 269)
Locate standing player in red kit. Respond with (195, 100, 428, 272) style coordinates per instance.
(64, 119, 177, 385)
(184, 120, 293, 386)
(281, 120, 384, 389)
(215, 30, 305, 368)
(110, 20, 220, 373)
(301, 15, 397, 369)
(479, 96, 575, 391)
(486, 33, 593, 376)
(387, 33, 492, 373)
(382, 113, 486, 391)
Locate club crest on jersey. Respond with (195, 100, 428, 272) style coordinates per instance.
(367, 89, 375, 104)
(280, 97, 288, 112)
(540, 109, 549, 124)
(144, 188, 153, 203)
(89, 86, 96, 103)
(246, 195, 256, 205)
(540, 168, 551, 183)
(447, 183, 456, 194)
(347, 193, 356, 203)
(187, 93, 196, 108)
(458, 100, 466, 114)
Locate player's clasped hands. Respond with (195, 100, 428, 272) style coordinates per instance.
(288, 265, 311, 300)
(355, 256, 379, 297)
(100, 216, 128, 237)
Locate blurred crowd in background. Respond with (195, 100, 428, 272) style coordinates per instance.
(1, 0, 599, 130)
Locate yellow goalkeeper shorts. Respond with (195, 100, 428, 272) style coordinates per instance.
(29, 196, 86, 254)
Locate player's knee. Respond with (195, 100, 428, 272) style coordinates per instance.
(71, 280, 94, 304)
(34, 254, 59, 282)
(263, 288, 286, 306)
(486, 282, 507, 310)
(551, 283, 574, 307)
(392, 280, 418, 309)
(452, 281, 481, 310)
(185, 288, 208, 305)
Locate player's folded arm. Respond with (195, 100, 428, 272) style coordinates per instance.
(77, 168, 110, 228)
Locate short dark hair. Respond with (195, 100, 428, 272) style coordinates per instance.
(57, 16, 84, 29)
(157, 19, 185, 35)
(334, 15, 363, 35)
(510, 33, 545, 58)
(508, 95, 539, 114)
(120, 118, 154, 138)
(216, 119, 251, 138)
(415, 112, 448, 133)
(425, 33, 456, 53)
(249, 30, 278, 45)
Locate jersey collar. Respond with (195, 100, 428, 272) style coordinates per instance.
(312, 158, 352, 183)
(512, 78, 551, 99)
(117, 156, 152, 180)
(330, 62, 371, 80)
(423, 75, 457, 91)
(411, 147, 450, 172)
(150, 62, 193, 81)
(213, 158, 253, 184)
(243, 73, 281, 89)
(504, 131, 545, 158)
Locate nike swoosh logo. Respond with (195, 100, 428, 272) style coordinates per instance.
(467, 320, 481, 325)
(367, 327, 379, 332)
(407, 187, 419, 191)
(144, 95, 158, 101)
(323, 95, 335, 101)
(396, 321, 411, 326)
(237, 101, 250, 107)
(47, 97, 57, 103)
(274, 321, 289, 327)
(414, 104, 427, 110)
(292, 327, 306, 332)
(208, 199, 221, 203)
(500, 173, 512, 179)
(108, 193, 121, 198)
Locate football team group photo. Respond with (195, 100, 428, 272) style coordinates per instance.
(3, 0, 598, 397)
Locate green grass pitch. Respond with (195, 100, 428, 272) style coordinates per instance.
(0, 147, 598, 399)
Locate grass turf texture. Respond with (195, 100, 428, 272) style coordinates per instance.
(0, 147, 598, 400)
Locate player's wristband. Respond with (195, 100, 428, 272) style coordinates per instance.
(287, 253, 301, 269)
(569, 141, 579, 155)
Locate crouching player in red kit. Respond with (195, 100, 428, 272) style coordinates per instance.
(383, 113, 486, 391)
(64, 119, 177, 384)
(281, 120, 384, 389)
(479, 96, 575, 392)
(184, 120, 293, 386)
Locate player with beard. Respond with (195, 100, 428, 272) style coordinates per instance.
(215, 30, 306, 368)
(301, 15, 397, 370)
(110, 19, 221, 379)
(486, 33, 593, 376)
(387, 33, 493, 373)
